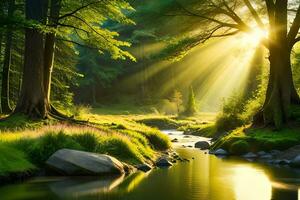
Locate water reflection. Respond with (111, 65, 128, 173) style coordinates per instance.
(232, 166, 272, 200)
(1, 148, 300, 200)
(49, 175, 125, 198)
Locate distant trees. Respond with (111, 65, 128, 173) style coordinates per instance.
(183, 86, 197, 116)
(172, 90, 183, 115)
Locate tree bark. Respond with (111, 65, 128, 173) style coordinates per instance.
(15, 0, 49, 118)
(1, 0, 15, 114)
(253, 0, 300, 128)
(44, 0, 61, 101)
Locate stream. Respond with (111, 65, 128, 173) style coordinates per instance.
(1, 130, 300, 200)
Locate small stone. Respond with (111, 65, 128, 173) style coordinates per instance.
(273, 159, 290, 165)
(188, 145, 193, 148)
(194, 141, 210, 150)
(243, 152, 258, 159)
(270, 150, 281, 156)
(171, 138, 179, 143)
(155, 158, 173, 168)
(257, 151, 267, 156)
(290, 155, 300, 167)
(135, 163, 152, 172)
(214, 149, 228, 156)
(260, 154, 273, 159)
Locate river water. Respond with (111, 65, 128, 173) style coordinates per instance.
(1, 130, 300, 200)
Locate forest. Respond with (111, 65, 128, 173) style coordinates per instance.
(1, 0, 300, 200)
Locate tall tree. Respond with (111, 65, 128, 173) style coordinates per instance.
(15, 0, 48, 118)
(1, 0, 15, 114)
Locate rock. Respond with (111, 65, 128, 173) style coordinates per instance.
(194, 141, 210, 150)
(273, 159, 290, 165)
(257, 151, 267, 156)
(171, 138, 179, 143)
(214, 149, 228, 156)
(46, 149, 124, 176)
(155, 158, 173, 167)
(135, 163, 152, 172)
(242, 152, 258, 159)
(270, 150, 282, 156)
(259, 154, 273, 159)
(183, 135, 191, 138)
(188, 145, 193, 148)
(275, 145, 300, 160)
(290, 155, 300, 168)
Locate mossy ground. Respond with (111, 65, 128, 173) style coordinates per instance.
(211, 126, 300, 155)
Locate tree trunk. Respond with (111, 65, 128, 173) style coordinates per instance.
(44, 0, 61, 101)
(253, 0, 300, 128)
(1, 0, 15, 114)
(15, 0, 49, 118)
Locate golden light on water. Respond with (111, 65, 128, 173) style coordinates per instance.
(232, 166, 272, 200)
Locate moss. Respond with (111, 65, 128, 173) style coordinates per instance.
(0, 144, 35, 176)
(229, 140, 250, 155)
(212, 126, 300, 153)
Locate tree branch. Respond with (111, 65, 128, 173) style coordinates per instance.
(288, 4, 300, 47)
(58, 0, 105, 20)
(242, 0, 264, 29)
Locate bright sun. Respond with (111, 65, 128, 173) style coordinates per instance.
(240, 28, 268, 46)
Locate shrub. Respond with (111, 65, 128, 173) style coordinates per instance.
(97, 136, 143, 164)
(26, 131, 82, 165)
(73, 132, 99, 152)
(229, 140, 250, 155)
(0, 144, 35, 176)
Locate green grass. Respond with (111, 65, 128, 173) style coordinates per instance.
(0, 109, 173, 177)
(0, 144, 35, 176)
(211, 126, 300, 154)
(0, 114, 53, 131)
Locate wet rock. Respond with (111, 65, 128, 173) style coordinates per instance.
(273, 159, 290, 165)
(155, 158, 173, 167)
(259, 154, 273, 159)
(171, 138, 179, 143)
(270, 150, 282, 156)
(46, 149, 124, 176)
(183, 135, 191, 138)
(214, 149, 228, 156)
(135, 163, 152, 172)
(194, 141, 210, 150)
(290, 155, 300, 168)
(257, 151, 267, 156)
(243, 152, 258, 159)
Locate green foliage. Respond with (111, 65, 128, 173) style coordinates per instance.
(24, 132, 83, 165)
(229, 140, 250, 155)
(211, 126, 300, 153)
(182, 86, 197, 116)
(0, 144, 35, 176)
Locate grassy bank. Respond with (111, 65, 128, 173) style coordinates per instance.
(0, 112, 171, 180)
(210, 126, 300, 155)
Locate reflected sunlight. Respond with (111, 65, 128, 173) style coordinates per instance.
(233, 166, 272, 200)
